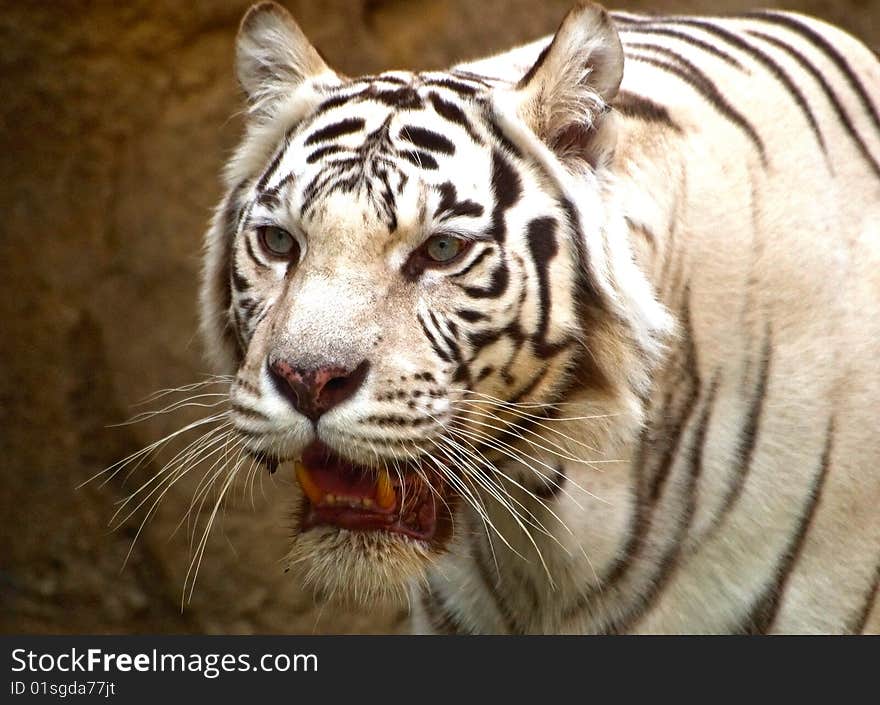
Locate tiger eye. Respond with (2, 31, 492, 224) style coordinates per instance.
(425, 235, 464, 262)
(258, 226, 299, 259)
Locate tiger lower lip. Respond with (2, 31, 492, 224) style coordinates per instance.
(294, 441, 444, 540)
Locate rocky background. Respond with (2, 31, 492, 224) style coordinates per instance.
(1, 0, 877, 634)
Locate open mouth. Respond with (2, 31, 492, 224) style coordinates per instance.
(294, 441, 452, 542)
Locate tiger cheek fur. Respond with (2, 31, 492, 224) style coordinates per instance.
(198, 1, 880, 632)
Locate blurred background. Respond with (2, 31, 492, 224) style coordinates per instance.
(1, 0, 877, 634)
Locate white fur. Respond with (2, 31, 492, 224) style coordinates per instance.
(201, 2, 880, 634)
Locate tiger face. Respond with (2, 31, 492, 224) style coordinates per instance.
(202, 1, 668, 601)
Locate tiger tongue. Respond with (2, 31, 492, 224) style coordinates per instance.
(296, 442, 397, 511)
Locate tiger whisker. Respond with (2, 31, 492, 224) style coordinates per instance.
(133, 376, 234, 407)
(437, 434, 576, 566)
(447, 422, 611, 506)
(420, 442, 520, 557)
(453, 398, 610, 456)
(435, 439, 557, 585)
(183, 453, 245, 606)
(451, 403, 604, 465)
(110, 422, 233, 515)
(460, 388, 621, 416)
(400, 442, 458, 537)
(111, 394, 230, 427)
(177, 438, 248, 546)
(118, 431, 242, 570)
(448, 405, 621, 503)
(81, 411, 230, 489)
(428, 433, 557, 560)
(112, 427, 237, 531)
(438, 431, 579, 538)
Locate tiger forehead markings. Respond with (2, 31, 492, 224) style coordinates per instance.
(227, 77, 590, 461)
(198, 1, 880, 633)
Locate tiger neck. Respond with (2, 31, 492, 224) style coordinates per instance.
(610, 114, 691, 306)
(422, 123, 687, 634)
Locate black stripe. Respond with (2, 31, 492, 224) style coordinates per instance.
(625, 217, 659, 250)
(619, 25, 746, 70)
(532, 463, 567, 500)
(423, 77, 480, 96)
(471, 532, 524, 634)
(563, 288, 701, 622)
(369, 86, 423, 109)
(234, 378, 260, 397)
(362, 73, 410, 85)
(255, 189, 281, 208)
(744, 417, 834, 634)
(428, 92, 483, 144)
(483, 112, 523, 158)
(400, 125, 456, 155)
(428, 309, 462, 363)
(262, 170, 297, 202)
(303, 117, 365, 146)
(647, 292, 702, 503)
(518, 41, 552, 87)
(251, 301, 271, 329)
(614, 90, 682, 131)
(230, 265, 249, 293)
(680, 372, 720, 522)
(306, 144, 344, 164)
(743, 11, 880, 136)
(231, 403, 269, 422)
(219, 183, 249, 362)
(462, 260, 508, 299)
(418, 312, 452, 363)
(243, 235, 267, 269)
(746, 29, 880, 179)
(299, 169, 339, 217)
(399, 149, 439, 170)
(466, 326, 500, 352)
(487, 149, 522, 244)
(525, 217, 559, 355)
(452, 245, 493, 279)
(850, 563, 880, 634)
(237, 296, 260, 323)
(611, 371, 721, 634)
(434, 182, 484, 221)
(420, 584, 471, 634)
(636, 19, 828, 154)
(451, 69, 492, 86)
(557, 197, 606, 319)
(716, 324, 772, 524)
(628, 52, 767, 163)
(475, 364, 494, 381)
(255, 140, 289, 191)
(312, 91, 359, 115)
(455, 309, 487, 324)
(509, 361, 553, 404)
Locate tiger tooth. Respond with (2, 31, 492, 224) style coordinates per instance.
(376, 469, 397, 510)
(295, 462, 325, 506)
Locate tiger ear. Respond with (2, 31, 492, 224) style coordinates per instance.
(236, 1, 339, 114)
(514, 1, 623, 166)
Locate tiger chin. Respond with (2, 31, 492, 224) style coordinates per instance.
(198, 0, 880, 633)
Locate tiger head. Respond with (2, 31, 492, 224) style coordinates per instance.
(201, 0, 669, 602)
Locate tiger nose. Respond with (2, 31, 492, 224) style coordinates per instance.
(268, 359, 370, 422)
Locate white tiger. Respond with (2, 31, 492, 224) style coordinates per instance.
(198, 1, 880, 633)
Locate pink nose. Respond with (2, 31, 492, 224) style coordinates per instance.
(268, 359, 370, 422)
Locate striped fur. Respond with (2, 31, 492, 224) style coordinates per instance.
(200, 2, 880, 633)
